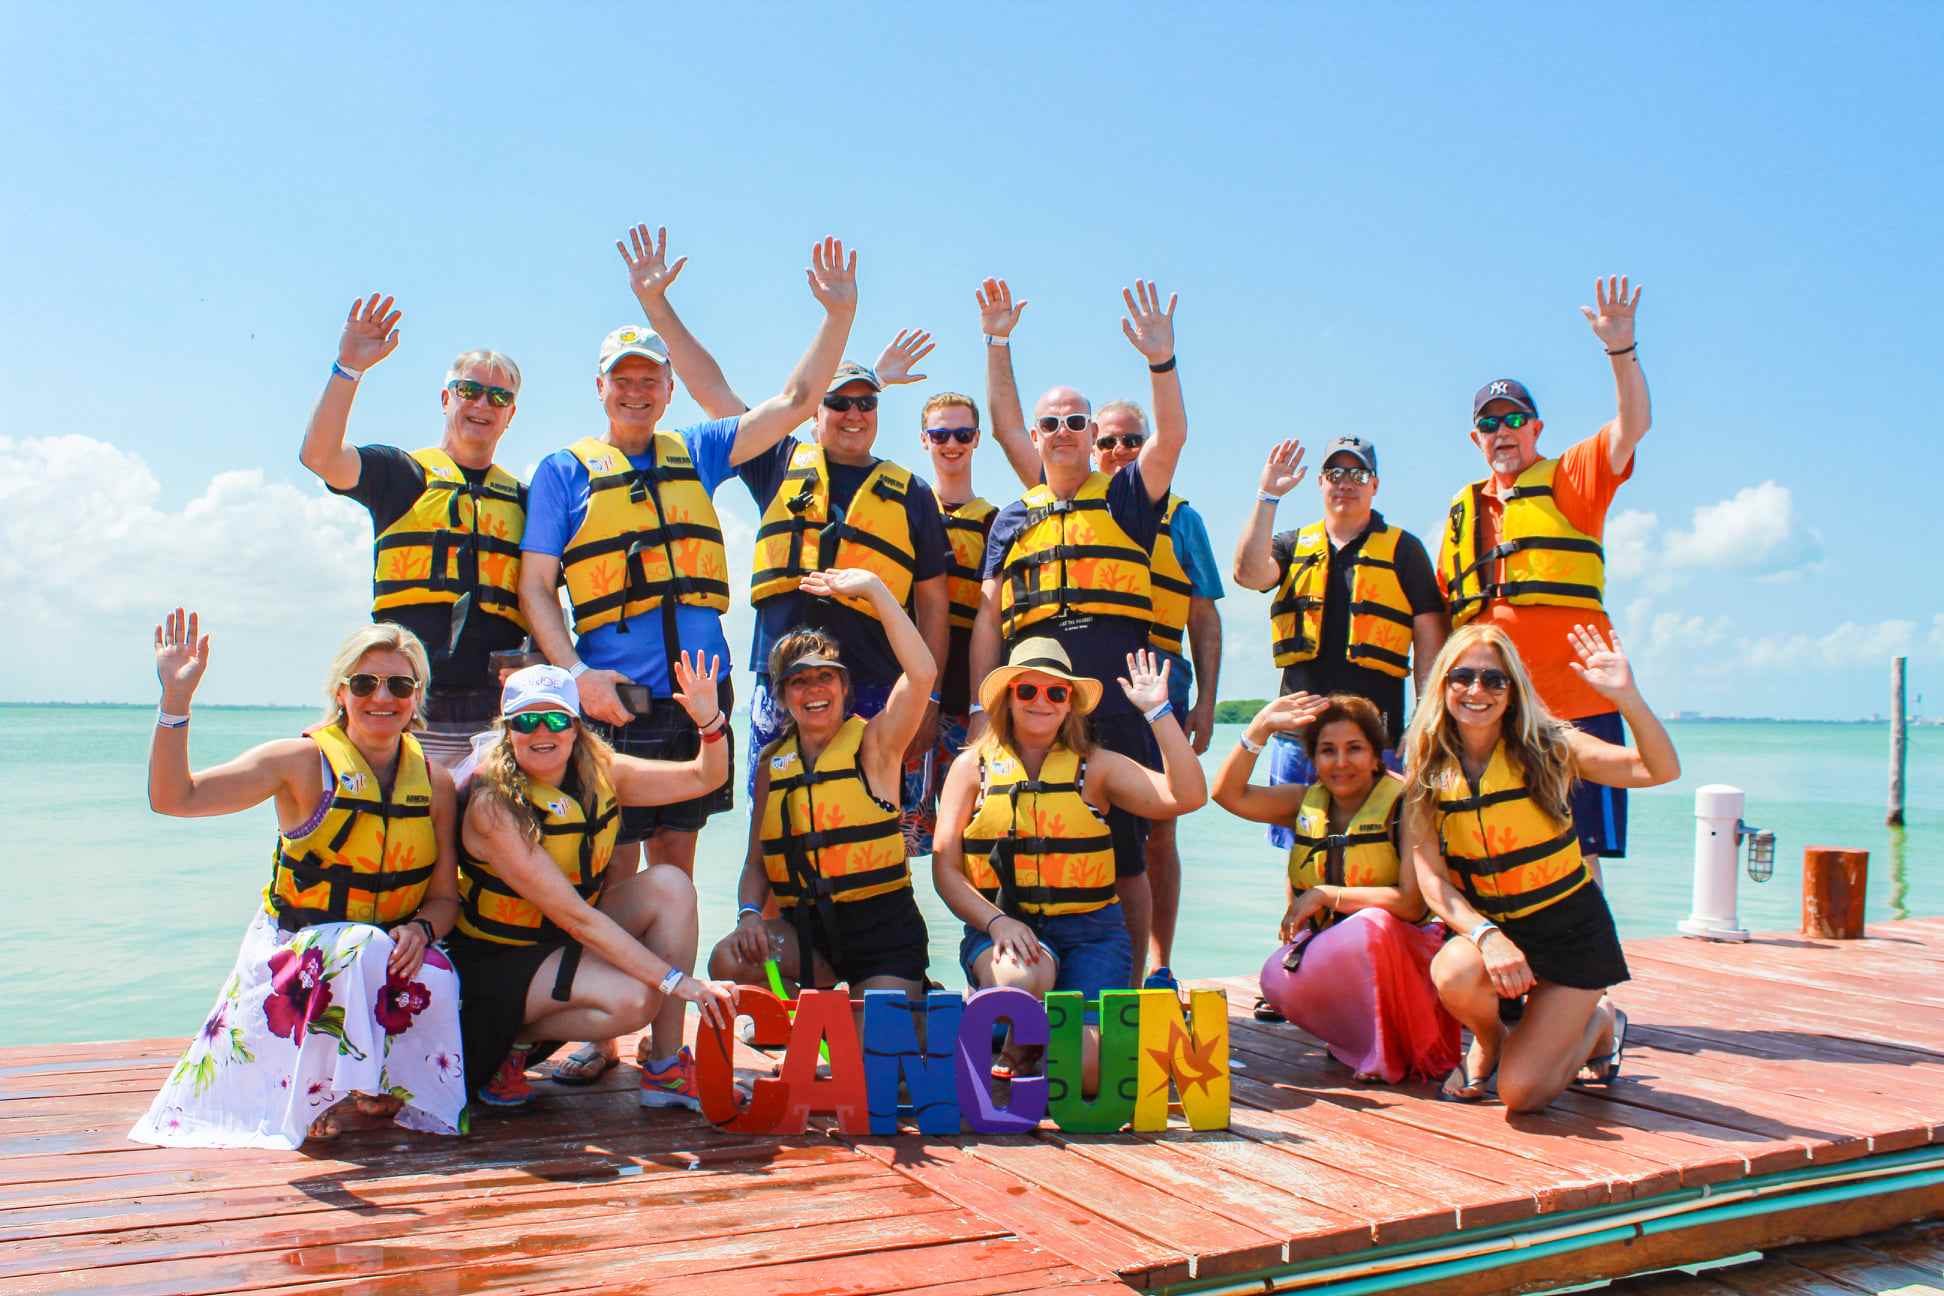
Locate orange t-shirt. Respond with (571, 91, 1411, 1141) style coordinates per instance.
(1465, 427, 1633, 720)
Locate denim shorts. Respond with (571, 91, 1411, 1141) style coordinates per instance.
(958, 902, 1133, 1003)
(1264, 733, 1402, 851)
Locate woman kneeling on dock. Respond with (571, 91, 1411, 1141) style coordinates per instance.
(452, 661, 736, 1112)
(1404, 624, 1678, 1110)
(710, 569, 937, 999)
(932, 640, 1207, 1084)
(133, 613, 466, 1149)
(1212, 692, 1459, 1084)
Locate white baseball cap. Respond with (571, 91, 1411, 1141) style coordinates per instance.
(598, 325, 671, 373)
(501, 664, 580, 717)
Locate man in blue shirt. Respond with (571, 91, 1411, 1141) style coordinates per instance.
(519, 228, 860, 874)
(970, 277, 1190, 984)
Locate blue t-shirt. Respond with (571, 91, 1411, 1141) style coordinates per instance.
(1168, 501, 1225, 601)
(738, 437, 950, 688)
(983, 462, 1164, 719)
(522, 418, 739, 694)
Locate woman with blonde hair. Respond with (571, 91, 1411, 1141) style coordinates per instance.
(932, 639, 1206, 1083)
(453, 657, 737, 1112)
(1403, 623, 1678, 1109)
(1212, 692, 1458, 1084)
(132, 612, 465, 1149)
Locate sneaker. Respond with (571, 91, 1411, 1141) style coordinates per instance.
(1142, 966, 1179, 992)
(476, 1046, 534, 1108)
(638, 1046, 702, 1111)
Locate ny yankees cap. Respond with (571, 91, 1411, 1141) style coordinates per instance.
(1472, 378, 1539, 418)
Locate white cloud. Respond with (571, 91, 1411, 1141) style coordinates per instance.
(1740, 619, 1919, 671)
(1604, 510, 1659, 582)
(1605, 481, 1818, 596)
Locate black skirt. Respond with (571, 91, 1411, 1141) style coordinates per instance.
(446, 933, 583, 1099)
(1497, 879, 1630, 992)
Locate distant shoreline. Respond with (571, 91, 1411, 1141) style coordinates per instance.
(6, 700, 1937, 726)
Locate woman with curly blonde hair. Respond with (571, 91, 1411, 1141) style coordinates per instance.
(450, 656, 736, 1113)
(1403, 623, 1678, 1110)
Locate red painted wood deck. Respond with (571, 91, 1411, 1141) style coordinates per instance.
(4, 920, 1942, 1295)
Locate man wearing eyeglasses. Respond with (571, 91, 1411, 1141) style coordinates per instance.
(300, 294, 529, 769)
(732, 358, 953, 797)
(1437, 276, 1650, 881)
(969, 278, 1188, 979)
(1234, 436, 1447, 860)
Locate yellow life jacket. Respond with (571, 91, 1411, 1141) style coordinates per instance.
(750, 443, 916, 620)
(961, 743, 1118, 918)
(997, 472, 1152, 641)
(1433, 742, 1590, 921)
(1286, 778, 1404, 914)
(455, 769, 620, 946)
(942, 496, 998, 632)
(559, 434, 731, 635)
(760, 715, 910, 906)
(1271, 518, 1416, 679)
(1147, 494, 1193, 656)
(1439, 458, 1606, 628)
(263, 724, 437, 930)
(371, 447, 529, 638)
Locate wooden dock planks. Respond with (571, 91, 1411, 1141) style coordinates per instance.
(0, 920, 1938, 1295)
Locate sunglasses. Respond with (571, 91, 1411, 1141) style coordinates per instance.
(1095, 433, 1145, 451)
(448, 379, 515, 408)
(925, 425, 977, 445)
(343, 673, 419, 699)
(1474, 412, 1533, 434)
(1035, 413, 1091, 434)
(1012, 682, 1071, 703)
(823, 394, 879, 413)
(1322, 465, 1375, 485)
(507, 710, 576, 734)
(1446, 667, 1511, 692)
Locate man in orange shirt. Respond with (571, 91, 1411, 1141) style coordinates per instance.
(1436, 276, 1648, 883)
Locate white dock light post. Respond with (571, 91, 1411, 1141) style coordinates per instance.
(1679, 784, 1775, 942)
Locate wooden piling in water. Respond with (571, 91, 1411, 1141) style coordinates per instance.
(1802, 847, 1868, 938)
(1888, 655, 1907, 827)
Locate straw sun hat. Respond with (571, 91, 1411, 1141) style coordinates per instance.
(977, 637, 1104, 717)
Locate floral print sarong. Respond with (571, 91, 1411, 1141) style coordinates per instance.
(130, 907, 465, 1149)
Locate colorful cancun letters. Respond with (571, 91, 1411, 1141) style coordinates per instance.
(699, 985, 1230, 1134)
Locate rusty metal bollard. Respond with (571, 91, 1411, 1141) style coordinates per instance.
(1801, 847, 1868, 939)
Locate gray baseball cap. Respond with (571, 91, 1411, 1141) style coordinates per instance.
(826, 361, 882, 393)
(1322, 436, 1378, 474)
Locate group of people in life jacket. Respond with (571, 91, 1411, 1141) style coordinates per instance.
(131, 225, 1679, 1153)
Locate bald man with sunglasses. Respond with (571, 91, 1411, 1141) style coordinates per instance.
(300, 295, 530, 769)
(968, 276, 1189, 982)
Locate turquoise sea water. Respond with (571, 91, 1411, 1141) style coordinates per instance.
(1, 705, 1937, 1047)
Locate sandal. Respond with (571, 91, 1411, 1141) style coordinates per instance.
(1438, 1041, 1499, 1103)
(1252, 997, 1286, 1023)
(1577, 1009, 1629, 1087)
(550, 1043, 620, 1086)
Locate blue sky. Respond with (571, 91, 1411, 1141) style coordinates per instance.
(4, 4, 1940, 718)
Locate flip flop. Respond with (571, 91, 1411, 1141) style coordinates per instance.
(549, 1043, 620, 1086)
(1437, 1053, 1499, 1103)
(1252, 997, 1286, 1023)
(1578, 1009, 1629, 1087)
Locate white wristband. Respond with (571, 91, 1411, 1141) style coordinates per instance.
(658, 966, 686, 995)
(967, 702, 985, 716)
(984, 334, 1009, 348)
(1256, 491, 1281, 506)
(568, 661, 591, 680)
(1238, 733, 1263, 754)
(156, 709, 190, 729)
(331, 360, 364, 382)
(1143, 700, 1172, 724)
(1466, 920, 1500, 947)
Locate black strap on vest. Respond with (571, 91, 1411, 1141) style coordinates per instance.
(614, 465, 685, 681)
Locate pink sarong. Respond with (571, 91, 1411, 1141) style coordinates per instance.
(1258, 909, 1459, 1084)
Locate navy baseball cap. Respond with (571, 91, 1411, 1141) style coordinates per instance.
(1322, 436, 1377, 474)
(1472, 378, 1539, 418)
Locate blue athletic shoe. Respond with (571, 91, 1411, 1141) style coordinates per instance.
(1142, 966, 1178, 991)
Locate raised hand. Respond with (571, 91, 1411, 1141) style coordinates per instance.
(873, 328, 934, 387)
(799, 567, 882, 602)
(671, 650, 723, 728)
(806, 236, 858, 315)
(976, 277, 1029, 338)
(1257, 438, 1308, 497)
(154, 608, 211, 706)
(617, 224, 687, 305)
(1119, 279, 1178, 363)
(1116, 649, 1172, 713)
(1579, 274, 1642, 352)
(1247, 692, 1328, 742)
(339, 294, 402, 372)
(1566, 623, 1636, 699)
